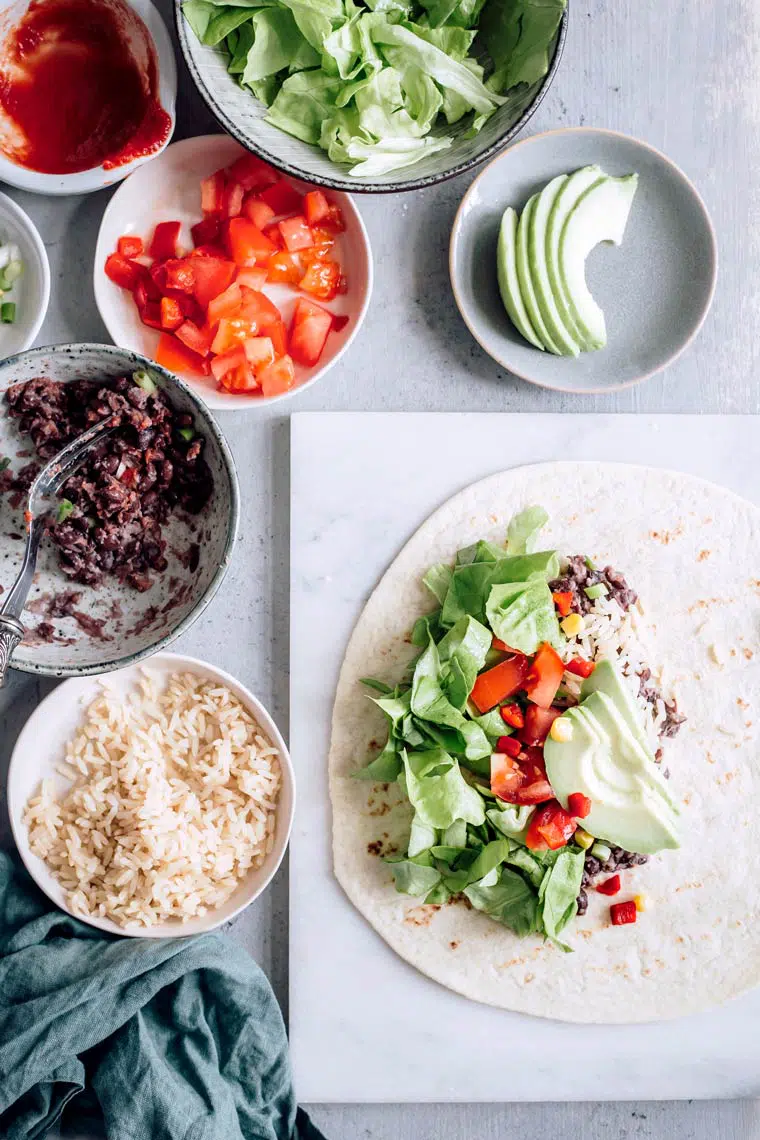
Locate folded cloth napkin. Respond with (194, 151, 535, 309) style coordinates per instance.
(0, 852, 325, 1140)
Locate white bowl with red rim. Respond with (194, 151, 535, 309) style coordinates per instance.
(93, 134, 373, 411)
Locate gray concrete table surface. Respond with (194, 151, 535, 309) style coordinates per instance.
(1, 0, 759, 1136)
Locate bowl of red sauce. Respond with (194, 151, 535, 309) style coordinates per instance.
(0, 0, 176, 194)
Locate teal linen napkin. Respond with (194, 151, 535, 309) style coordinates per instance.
(0, 852, 325, 1140)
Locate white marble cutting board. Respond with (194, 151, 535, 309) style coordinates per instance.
(289, 412, 760, 1104)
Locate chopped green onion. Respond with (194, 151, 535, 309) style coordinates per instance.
(0, 456, 10, 471)
(56, 499, 74, 523)
(133, 369, 157, 394)
(4, 259, 22, 284)
(574, 828, 595, 850)
(1, 302, 16, 324)
(584, 583, 609, 600)
(584, 556, 596, 571)
(178, 426, 195, 442)
(590, 841, 611, 862)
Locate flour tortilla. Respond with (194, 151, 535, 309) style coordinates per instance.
(329, 462, 760, 1023)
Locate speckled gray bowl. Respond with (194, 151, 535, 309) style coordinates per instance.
(0, 344, 239, 677)
(174, 0, 567, 194)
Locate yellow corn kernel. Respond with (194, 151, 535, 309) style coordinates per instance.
(561, 613, 585, 637)
(550, 717, 573, 743)
(633, 894, 646, 913)
(574, 827, 594, 850)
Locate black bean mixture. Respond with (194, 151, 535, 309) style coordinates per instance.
(550, 554, 638, 614)
(3, 375, 213, 592)
(576, 848, 649, 915)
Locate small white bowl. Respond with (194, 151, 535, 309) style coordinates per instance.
(0, 190, 49, 351)
(94, 134, 373, 411)
(0, 0, 176, 196)
(8, 652, 295, 938)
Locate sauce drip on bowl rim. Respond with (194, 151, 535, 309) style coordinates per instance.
(0, 0, 171, 175)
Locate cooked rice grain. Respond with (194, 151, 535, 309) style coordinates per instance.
(24, 671, 282, 927)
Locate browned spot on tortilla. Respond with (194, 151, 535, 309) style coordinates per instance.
(449, 940, 459, 950)
(675, 881, 703, 893)
(367, 800, 391, 817)
(751, 580, 760, 594)
(703, 516, 713, 524)
(367, 840, 383, 856)
(697, 549, 711, 562)
(706, 751, 716, 764)
(676, 935, 685, 943)
(404, 904, 440, 927)
(683, 794, 692, 805)
(649, 525, 683, 545)
(642, 968, 652, 977)
(680, 954, 687, 961)
(737, 697, 749, 709)
(718, 769, 739, 785)
(499, 956, 527, 969)
(688, 596, 736, 613)
(447, 892, 472, 910)
(488, 513, 498, 523)
(367, 837, 397, 857)
(524, 972, 535, 984)
(743, 648, 754, 660)
(577, 928, 592, 940)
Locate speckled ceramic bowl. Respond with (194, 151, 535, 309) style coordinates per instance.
(174, 0, 567, 194)
(0, 344, 239, 677)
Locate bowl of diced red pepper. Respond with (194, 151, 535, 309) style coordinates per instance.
(94, 134, 373, 410)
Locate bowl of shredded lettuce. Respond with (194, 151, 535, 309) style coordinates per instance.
(175, 0, 567, 191)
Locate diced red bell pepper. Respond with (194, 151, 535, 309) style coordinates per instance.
(160, 296, 184, 330)
(190, 243, 228, 261)
(496, 736, 521, 758)
(226, 217, 278, 268)
(165, 292, 205, 325)
(288, 297, 333, 367)
(175, 319, 212, 358)
(332, 314, 349, 332)
(499, 703, 524, 729)
(518, 704, 563, 747)
(259, 180, 303, 217)
(524, 643, 565, 709)
(164, 259, 196, 294)
(258, 353, 295, 397)
(156, 332, 208, 376)
(303, 190, 332, 227)
(243, 197, 276, 229)
(236, 267, 268, 291)
(242, 335, 275, 372)
(279, 215, 314, 253)
(133, 277, 160, 310)
(610, 900, 637, 925)
(190, 257, 237, 309)
(201, 170, 226, 215)
(490, 748, 553, 805)
(226, 153, 279, 192)
(191, 215, 221, 248)
(299, 258, 341, 301)
(552, 591, 574, 617)
(117, 234, 143, 259)
(149, 220, 182, 261)
(525, 800, 577, 851)
(105, 252, 146, 291)
(211, 316, 257, 355)
(566, 657, 596, 679)
(596, 874, 621, 896)
(138, 301, 163, 330)
(267, 251, 303, 286)
(567, 792, 592, 818)
(207, 282, 243, 326)
(471, 654, 530, 713)
(492, 637, 519, 653)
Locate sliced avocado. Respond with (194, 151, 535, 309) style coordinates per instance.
(497, 207, 544, 351)
(558, 173, 639, 350)
(515, 195, 562, 355)
(581, 659, 649, 752)
(546, 165, 603, 351)
(527, 174, 582, 357)
(581, 692, 679, 812)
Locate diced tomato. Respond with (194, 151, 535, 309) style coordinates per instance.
(566, 657, 595, 679)
(226, 217, 278, 268)
(332, 314, 349, 332)
(303, 189, 331, 227)
(226, 154, 279, 192)
(524, 643, 565, 709)
(299, 258, 341, 301)
(164, 259, 196, 294)
(239, 287, 282, 327)
(225, 181, 245, 218)
(567, 792, 592, 818)
(191, 215, 221, 247)
(518, 704, 563, 747)
(105, 252, 146, 291)
(210, 344, 247, 383)
(260, 180, 303, 217)
(289, 297, 332, 367)
(499, 703, 524, 729)
(610, 900, 637, 926)
(156, 332, 208, 376)
(552, 590, 574, 617)
(243, 197, 276, 229)
(279, 215, 314, 252)
(496, 736, 521, 758)
(259, 353, 295, 397)
(117, 234, 143, 259)
(596, 874, 621, 896)
(490, 749, 553, 806)
(243, 335, 275, 372)
(201, 170, 226, 215)
(267, 251, 303, 286)
(160, 296, 184, 330)
(175, 319, 212, 358)
(299, 227, 335, 266)
(190, 243, 228, 261)
(525, 800, 577, 851)
(471, 654, 530, 713)
(220, 364, 259, 392)
(149, 220, 181, 261)
(166, 292, 205, 325)
(236, 267, 268, 291)
(207, 282, 243, 326)
(190, 257, 237, 309)
(492, 637, 518, 653)
(266, 318, 287, 356)
(262, 223, 285, 249)
(320, 203, 345, 233)
(138, 301, 163, 329)
(211, 316, 257, 355)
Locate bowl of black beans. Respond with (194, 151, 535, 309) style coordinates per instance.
(0, 343, 239, 677)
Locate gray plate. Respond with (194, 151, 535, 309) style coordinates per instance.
(449, 127, 718, 393)
(0, 344, 240, 677)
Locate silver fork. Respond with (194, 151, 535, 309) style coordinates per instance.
(0, 416, 118, 686)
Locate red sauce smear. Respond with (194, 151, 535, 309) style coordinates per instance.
(0, 0, 171, 175)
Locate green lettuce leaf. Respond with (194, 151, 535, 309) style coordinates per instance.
(506, 505, 549, 555)
(410, 637, 491, 761)
(437, 615, 492, 709)
(537, 846, 585, 948)
(401, 748, 486, 830)
(486, 802, 534, 842)
(464, 868, 539, 936)
(481, 0, 566, 93)
(440, 550, 560, 627)
(485, 578, 563, 655)
(422, 563, 453, 604)
(242, 8, 319, 82)
(408, 812, 438, 856)
(387, 853, 443, 896)
(267, 71, 344, 143)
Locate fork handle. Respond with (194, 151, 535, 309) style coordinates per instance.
(0, 614, 24, 688)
